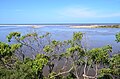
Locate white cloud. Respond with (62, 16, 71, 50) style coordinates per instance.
(59, 7, 95, 18)
(58, 7, 120, 18)
(98, 13, 120, 18)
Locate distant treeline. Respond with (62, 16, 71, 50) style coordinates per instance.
(96, 25, 120, 28)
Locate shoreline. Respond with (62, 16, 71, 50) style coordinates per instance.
(0, 24, 120, 28)
(69, 25, 120, 28)
(69, 25, 98, 28)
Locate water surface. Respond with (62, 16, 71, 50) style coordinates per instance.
(0, 25, 120, 54)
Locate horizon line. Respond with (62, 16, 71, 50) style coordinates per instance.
(0, 23, 120, 25)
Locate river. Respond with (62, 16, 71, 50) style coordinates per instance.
(0, 25, 120, 54)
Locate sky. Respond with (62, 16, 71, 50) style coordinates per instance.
(0, 0, 120, 24)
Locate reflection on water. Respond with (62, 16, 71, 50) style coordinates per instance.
(0, 26, 120, 53)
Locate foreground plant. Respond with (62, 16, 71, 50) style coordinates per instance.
(0, 32, 119, 79)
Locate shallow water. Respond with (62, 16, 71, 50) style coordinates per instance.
(0, 26, 120, 53)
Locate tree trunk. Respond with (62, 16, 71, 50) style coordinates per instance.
(74, 66, 79, 79)
(83, 63, 87, 79)
(95, 63, 98, 79)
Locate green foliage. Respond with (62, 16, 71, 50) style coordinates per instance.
(110, 54, 120, 76)
(110, 54, 120, 67)
(51, 40, 60, 46)
(66, 72, 76, 79)
(73, 32, 83, 41)
(88, 45, 112, 64)
(116, 32, 120, 42)
(99, 68, 111, 77)
(0, 67, 15, 79)
(39, 32, 51, 38)
(48, 72, 57, 79)
(0, 54, 48, 79)
(0, 32, 120, 79)
(7, 32, 21, 42)
(0, 42, 12, 57)
(98, 54, 120, 79)
(66, 46, 84, 58)
(10, 43, 22, 52)
(0, 42, 21, 58)
(98, 25, 120, 28)
(20, 32, 37, 40)
(32, 54, 48, 73)
(43, 45, 53, 53)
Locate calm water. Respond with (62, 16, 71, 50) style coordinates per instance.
(0, 25, 120, 53)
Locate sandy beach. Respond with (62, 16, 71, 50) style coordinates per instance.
(69, 25, 98, 28)
(70, 25, 120, 28)
(70, 25, 98, 28)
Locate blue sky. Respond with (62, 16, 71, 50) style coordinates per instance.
(0, 0, 120, 24)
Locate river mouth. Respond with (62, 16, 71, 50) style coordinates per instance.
(0, 25, 120, 53)
(0, 25, 119, 79)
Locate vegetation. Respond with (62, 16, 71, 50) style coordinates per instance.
(116, 32, 120, 42)
(0, 31, 120, 79)
(96, 25, 120, 28)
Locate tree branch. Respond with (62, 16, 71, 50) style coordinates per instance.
(51, 66, 73, 78)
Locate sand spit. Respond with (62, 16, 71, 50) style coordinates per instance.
(0, 25, 69, 27)
(70, 25, 120, 28)
(31, 25, 45, 28)
(0, 25, 46, 28)
(70, 25, 98, 28)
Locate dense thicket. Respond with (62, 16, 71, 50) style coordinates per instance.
(0, 32, 120, 79)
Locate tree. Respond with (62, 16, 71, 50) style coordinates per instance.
(115, 32, 120, 42)
(0, 31, 120, 79)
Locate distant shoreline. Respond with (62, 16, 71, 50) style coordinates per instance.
(70, 25, 120, 28)
(0, 24, 120, 28)
(70, 25, 98, 28)
(0, 23, 120, 25)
